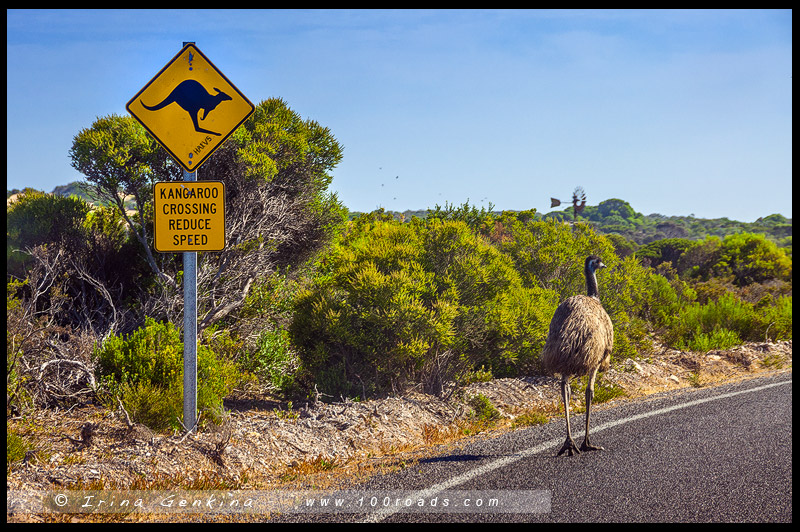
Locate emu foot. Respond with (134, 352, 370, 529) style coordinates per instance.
(556, 437, 581, 456)
(580, 438, 604, 452)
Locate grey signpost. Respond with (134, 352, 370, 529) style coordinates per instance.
(182, 168, 198, 431)
(181, 42, 198, 432)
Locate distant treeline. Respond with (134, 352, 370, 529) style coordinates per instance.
(9, 184, 791, 249)
(349, 198, 791, 247)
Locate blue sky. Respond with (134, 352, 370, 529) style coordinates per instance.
(7, 9, 792, 222)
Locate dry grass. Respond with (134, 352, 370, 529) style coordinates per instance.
(7, 340, 792, 523)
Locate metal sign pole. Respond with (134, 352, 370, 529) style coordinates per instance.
(181, 40, 198, 434)
(182, 167, 198, 432)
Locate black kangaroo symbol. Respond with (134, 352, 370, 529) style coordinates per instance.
(141, 79, 232, 136)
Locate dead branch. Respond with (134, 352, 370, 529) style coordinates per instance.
(116, 396, 134, 430)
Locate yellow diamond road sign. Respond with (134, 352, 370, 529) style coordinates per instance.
(153, 181, 225, 252)
(127, 43, 254, 173)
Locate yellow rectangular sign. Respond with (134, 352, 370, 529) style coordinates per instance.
(153, 181, 225, 252)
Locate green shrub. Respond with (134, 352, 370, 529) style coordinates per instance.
(288, 205, 790, 396)
(115, 380, 183, 432)
(511, 409, 549, 428)
(636, 238, 695, 269)
(715, 233, 792, 286)
(292, 219, 456, 397)
(291, 217, 556, 398)
(687, 327, 742, 352)
(94, 317, 244, 431)
(667, 292, 791, 350)
(6, 189, 90, 279)
(759, 295, 792, 341)
(239, 271, 299, 322)
(467, 393, 502, 425)
(680, 233, 792, 286)
(240, 327, 300, 394)
(593, 378, 627, 403)
(7, 430, 34, 467)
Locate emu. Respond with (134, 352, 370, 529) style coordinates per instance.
(542, 255, 614, 456)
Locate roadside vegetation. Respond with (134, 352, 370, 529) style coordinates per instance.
(7, 100, 792, 451)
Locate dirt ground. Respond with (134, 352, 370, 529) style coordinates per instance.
(6, 340, 792, 522)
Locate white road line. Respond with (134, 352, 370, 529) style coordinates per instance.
(362, 377, 792, 522)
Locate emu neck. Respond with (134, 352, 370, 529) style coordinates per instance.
(585, 268, 600, 299)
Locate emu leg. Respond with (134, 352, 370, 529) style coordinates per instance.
(557, 377, 581, 456)
(580, 368, 604, 452)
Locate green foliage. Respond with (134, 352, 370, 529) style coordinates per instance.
(6, 189, 156, 336)
(467, 393, 502, 426)
(233, 98, 343, 188)
(712, 233, 791, 285)
(293, 208, 791, 397)
(291, 217, 556, 398)
(426, 200, 496, 233)
(605, 233, 638, 258)
(632, 231, 791, 350)
(83, 204, 127, 248)
(687, 328, 742, 352)
(240, 271, 301, 323)
(590, 199, 641, 226)
(636, 238, 695, 269)
(511, 409, 549, 428)
(240, 328, 300, 394)
(592, 376, 627, 404)
(534, 196, 791, 247)
(94, 318, 245, 431)
(292, 219, 451, 397)
(667, 292, 792, 351)
(7, 430, 33, 467)
(7, 189, 90, 250)
(7, 279, 37, 413)
(760, 295, 792, 341)
(490, 215, 614, 300)
(69, 114, 174, 205)
(639, 266, 697, 330)
(114, 380, 183, 432)
(672, 233, 792, 288)
(6, 190, 91, 279)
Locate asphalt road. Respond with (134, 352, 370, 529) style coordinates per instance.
(273, 372, 792, 523)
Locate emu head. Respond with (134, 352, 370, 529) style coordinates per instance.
(585, 255, 606, 273)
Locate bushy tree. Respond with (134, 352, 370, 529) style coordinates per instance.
(713, 233, 791, 286)
(70, 114, 178, 289)
(69, 98, 346, 332)
(636, 238, 695, 269)
(7, 190, 90, 280)
(593, 199, 637, 221)
(679, 233, 791, 286)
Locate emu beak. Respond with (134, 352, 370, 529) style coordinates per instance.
(598, 261, 606, 269)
